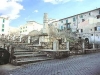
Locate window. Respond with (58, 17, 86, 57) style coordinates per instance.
(3, 19, 5, 23)
(94, 27, 97, 31)
(61, 26, 63, 30)
(81, 29, 83, 32)
(77, 30, 79, 32)
(67, 23, 70, 29)
(20, 31, 22, 33)
(2, 24, 4, 28)
(91, 34, 93, 36)
(97, 15, 100, 19)
(82, 19, 85, 22)
(80, 14, 83, 18)
(99, 10, 100, 14)
(61, 20, 63, 23)
(2, 29, 4, 32)
(73, 17, 75, 22)
(66, 19, 68, 23)
(89, 12, 91, 15)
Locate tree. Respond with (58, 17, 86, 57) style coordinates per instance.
(48, 25, 78, 43)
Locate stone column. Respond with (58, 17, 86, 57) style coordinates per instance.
(82, 42, 85, 53)
(12, 35, 15, 40)
(7, 36, 10, 40)
(39, 37, 41, 45)
(66, 41, 70, 51)
(93, 43, 95, 49)
(53, 40, 59, 51)
(28, 36, 31, 43)
(19, 36, 22, 42)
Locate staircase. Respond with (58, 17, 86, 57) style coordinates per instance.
(0, 37, 53, 66)
(12, 48, 53, 66)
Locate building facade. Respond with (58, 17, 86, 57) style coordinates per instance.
(49, 8, 100, 44)
(0, 17, 9, 35)
(50, 8, 100, 32)
(19, 21, 43, 35)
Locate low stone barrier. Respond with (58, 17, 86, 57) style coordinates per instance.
(84, 49, 100, 54)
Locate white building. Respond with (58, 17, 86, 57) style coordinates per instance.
(0, 17, 9, 35)
(19, 21, 43, 35)
(48, 8, 100, 45)
(50, 8, 100, 32)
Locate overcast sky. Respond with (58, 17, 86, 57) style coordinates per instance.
(0, 0, 100, 27)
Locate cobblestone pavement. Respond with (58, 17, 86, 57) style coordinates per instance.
(1, 53, 100, 75)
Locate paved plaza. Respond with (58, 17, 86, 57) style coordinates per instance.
(1, 53, 100, 75)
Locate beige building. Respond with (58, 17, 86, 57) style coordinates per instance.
(19, 21, 43, 35)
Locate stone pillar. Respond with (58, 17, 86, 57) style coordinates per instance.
(53, 40, 59, 51)
(93, 43, 95, 49)
(66, 41, 70, 51)
(7, 36, 10, 40)
(39, 37, 41, 45)
(12, 35, 15, 40)
(19, 36, 22, 42)
(4, 44, 6, 49)
(82, 42, 85, 53)
(28, 36, 31, 43)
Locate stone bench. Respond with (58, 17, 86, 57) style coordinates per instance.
(84, 49, 100, 54)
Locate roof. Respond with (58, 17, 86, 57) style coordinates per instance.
(50, 8, 100, 23)
(59, 8, 100, 21)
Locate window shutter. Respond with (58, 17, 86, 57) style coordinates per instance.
(94, 27, 97, 31)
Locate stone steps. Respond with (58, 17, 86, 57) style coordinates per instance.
(15, 53, 47, 59)
(14, 57, 53, 65)
(14, 50, 33, 52)
(14, 52, 34, 55)
(11, 47, 53, 65)
(0, 39, 53, 66)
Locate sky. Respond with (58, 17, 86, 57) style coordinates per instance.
(0, 0, 100, 27)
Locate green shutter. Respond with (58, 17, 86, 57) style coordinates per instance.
(2, 29, 4, 32)
(61, 21, 63, 23)
(73, 17, 75, 22)
(61, 26, 63, 30)
(2, 24, 4, 28)
(66, 20, 68, 23)
(99, 10, 100, 14)
(80, 15, 83, 18)
(3, 19, 5, 23)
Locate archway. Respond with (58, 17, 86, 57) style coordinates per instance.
(85, 38, 89, 49)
